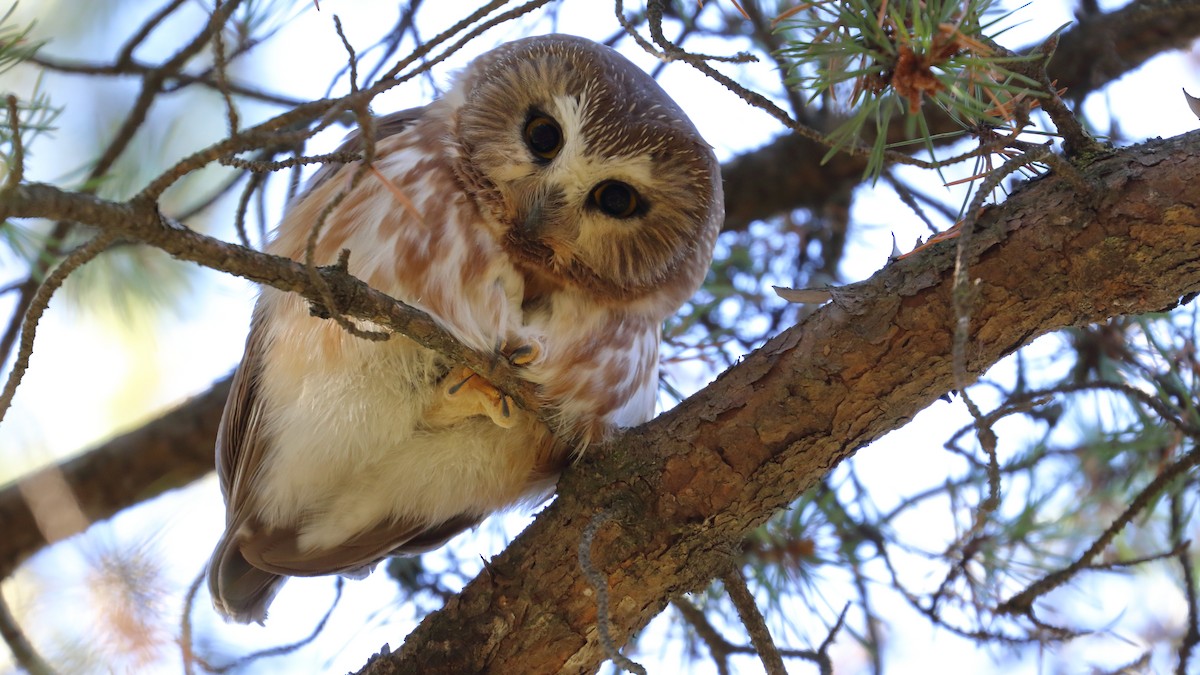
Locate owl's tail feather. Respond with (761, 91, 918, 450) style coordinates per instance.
(208, 532, 285, 625)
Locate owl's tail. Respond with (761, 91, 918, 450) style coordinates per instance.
(208, 531, 285, 625)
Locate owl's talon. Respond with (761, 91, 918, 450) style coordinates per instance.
(446, 372, 476, 395)
(433, 366, 516, 428)
(501, 340, 542, 367)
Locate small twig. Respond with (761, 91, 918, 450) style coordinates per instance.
(346, 0, 426, 93)
(739, 0, 807, 120)
(333, 15, 359, 93)
(815, 604, 851, 675)
(173, 166, 251, 223)
(1174, 493, 1199, 675)
(0, 590, 53, 675)
(674, 595, 838, 674)
(1084, 540, 1190, 573)
(379, 0, 550, 83)
(211, 0, 240, 136)
(195, 578, 345, 673)
(948, 381, 1200, 446)
(721, 567, 786, 675)
(672, 598, 733, 675)
(6, 94, 24, 188)
(232, 170, 265, 248)
(946, 147, 1051, 566)
(579, 512, 646, 675)
(299, 87, 387, 343)
(34, 53, 306, 107)
(116, 0, 191, 67)
(0, 231, 117, 425)
(219, 149, 361, 173)
(180, 567, 204, 675)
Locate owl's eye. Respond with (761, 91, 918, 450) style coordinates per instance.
(524, 115, 563, 161)
(591, 181, 640, 219)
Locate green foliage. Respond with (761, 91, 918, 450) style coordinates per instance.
(0, 6, 57, 148)
(0, 6, 59, 278)
(775, 0, 1041, 176)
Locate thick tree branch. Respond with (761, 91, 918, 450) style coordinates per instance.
(0, 378, 228, 579)
(360, 132, 1200, 673)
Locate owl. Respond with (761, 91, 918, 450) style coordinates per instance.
(207, 34, 723, 623)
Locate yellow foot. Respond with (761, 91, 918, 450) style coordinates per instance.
(430, 366, 515, 429)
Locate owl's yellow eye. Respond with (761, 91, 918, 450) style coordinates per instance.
(591, 181, 640, 219)
(524, 115, 563, 161)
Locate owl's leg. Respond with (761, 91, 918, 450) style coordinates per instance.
(426, 367, 516, 429)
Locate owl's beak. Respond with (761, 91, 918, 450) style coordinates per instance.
(521, 197, 546, 236)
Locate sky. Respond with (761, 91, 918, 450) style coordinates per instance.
(1, 0, 1199, 673)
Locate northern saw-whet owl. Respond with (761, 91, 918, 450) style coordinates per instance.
(208, 34, 723, 623)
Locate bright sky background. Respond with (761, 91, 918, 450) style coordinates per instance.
(1, 0, 1199, 673)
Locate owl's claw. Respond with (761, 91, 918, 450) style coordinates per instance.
(435, 366, 516, 429)
(501, 339, 542, 367)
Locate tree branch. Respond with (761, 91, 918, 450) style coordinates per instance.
(0, 378, 228, 579)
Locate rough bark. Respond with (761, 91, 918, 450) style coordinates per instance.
(358, 132, 1200, 673)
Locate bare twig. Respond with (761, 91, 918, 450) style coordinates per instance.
(5, 95, 24, 188)
(1174, 492, 1199, 675)
(672, 598, 733, 675)
(233, 170, 265, 248)
(720, 568, 786, 675)
(0, 231, 117, 425)
(115, 0, 191, 68)
(210, 0, 240, 136)
(196, 579, 345, 673)
(180, 568, 204, 675)
(33, 54, 306, 107)
(579, 512, 646, 675)
(982, 34, 1106, 159)
(333, 16, 360, 93)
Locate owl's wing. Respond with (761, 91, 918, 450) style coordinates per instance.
(215, 304, 270, 507)
(239, 512, 483, 577)
(209, 305, 284, 622)
(303, 106, 428, 193)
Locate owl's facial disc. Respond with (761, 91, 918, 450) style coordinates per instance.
(452, 34, 723, 304)
(517, 111, 646, 238)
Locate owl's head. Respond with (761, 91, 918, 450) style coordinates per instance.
(447, 34, 723, 313)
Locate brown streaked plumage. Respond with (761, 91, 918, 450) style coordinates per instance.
(208, 34, 723, 623)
